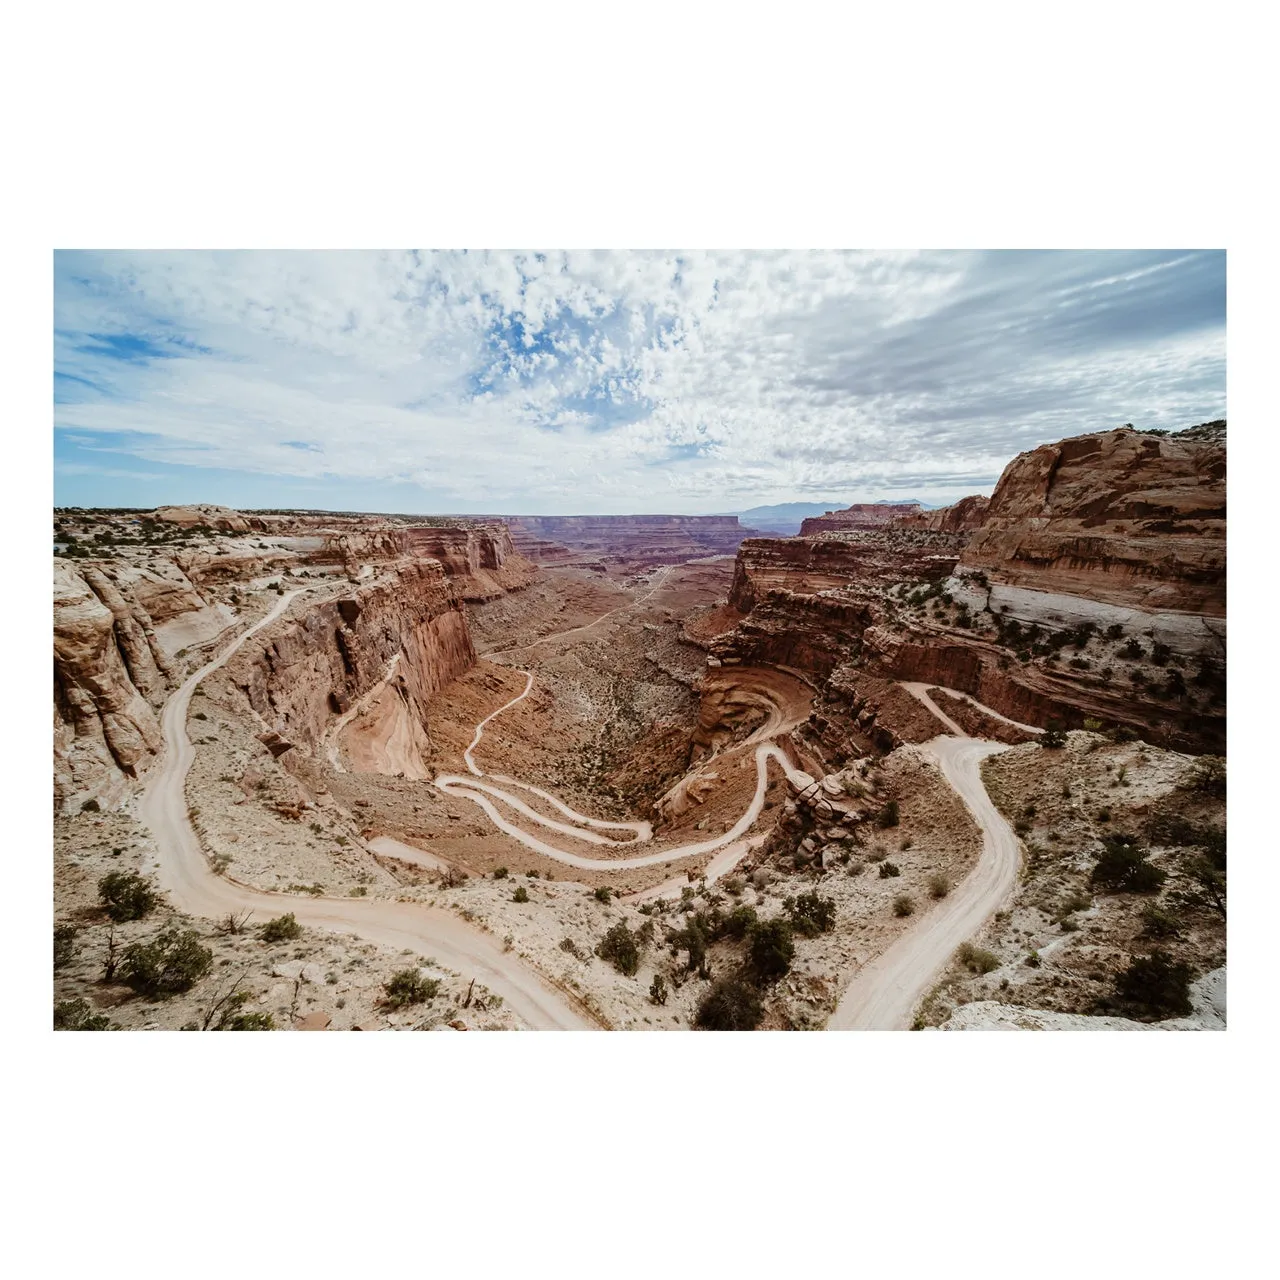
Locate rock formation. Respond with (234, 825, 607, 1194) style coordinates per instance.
(950, 425, 1226, 654)
(54, 561, 167, 811)
(895, 494, 990, 533)
(223, 559, 475, 764)
(708, 423, 1227, 757)
(798, 502, 924, 536)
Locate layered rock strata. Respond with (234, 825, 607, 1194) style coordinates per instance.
(223, 560, 475, 763)
(798, 502, 923, 536)
(54, 561, 172, 810)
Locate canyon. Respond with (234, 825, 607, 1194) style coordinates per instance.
(52, 419, 1226, 1032)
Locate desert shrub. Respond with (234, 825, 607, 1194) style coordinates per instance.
(649, 974, 669, 1006)
(893, 894, 915, 917)
(878, 861, 901, 879)
(1025, 950, 1042, 968)
(210, 992, 275, 1030)
(98, 871, 158, 922)
(53, 998, 111, 1030)
(383, 968, 440, 1007)
(1190, 756, 1226, 799)
(596, 922, 640, 977)
(594, 886, 613, 903)
(1140, 902, 1183, 939)
(1151, 642, 1171, 666)
(54, 924, 78, 970)
(877, 800, 900, 828)
(1090, 837, 1166, 894)
(259, 913, 302, 943)
(492, 866, 509, 879)
(121, 927, 213, 998)
(1041, 720, 1067, 749)
(1105, 624, 1124, 640)
(81, 798, 100, 813)
(559, 937, 587, 960)
(1121, 638, 1144, 660)
(747, 918, 794, 983)
(1113, 950, 1194, 1019)
(695, 977, 763, 1030)
(956, 942, 1000, 974)
(927, 873, 950, 899)
(512, 885, 530, 903)
(722, 904, 758, 940)
(668, 916, 710, 973)
(784, 891, 836, 937)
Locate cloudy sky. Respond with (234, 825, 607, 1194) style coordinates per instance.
(53, 250, 1226, 514)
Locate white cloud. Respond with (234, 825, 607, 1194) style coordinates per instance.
(54, 249, 1226, 512)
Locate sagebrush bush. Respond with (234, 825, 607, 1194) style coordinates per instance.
(784, 891, 836, 937)
(54, 924, 78, 970)
(53, 998, 111, 1030)
(956, 942, 1000, 975)
(512, 885, 530, 903)
(747, 918, 794, 983)
(892, 894, 915, 917)
(382, 969, 440, 1008)
(259, 913, 302, 943)
(877, 800, 900, 828)
(722, 904, 758, 940)
(1140, 901, 1183, 939)
(878, 861, 901, 879)
(596, 922, 640, 976)
(1114, 950, 1194, 1018)
(98, 871, 158, 922)
(121, 927, 213, 998)
(1091, 838, 1166, 894)
(927, 873, 950, 899)
(594, 886, 612, 903)
(649, 974, 669, 1006)
(695, 977, 763, 1031)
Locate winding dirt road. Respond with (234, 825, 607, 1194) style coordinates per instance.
(827, 684, 1023, 1030)
(136, 591, 594, 1030)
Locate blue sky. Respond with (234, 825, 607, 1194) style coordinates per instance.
(53, 250, 1226, 514)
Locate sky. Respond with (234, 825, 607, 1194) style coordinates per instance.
(53, 250, 1226, 514)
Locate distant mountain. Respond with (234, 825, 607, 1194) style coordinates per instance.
(718, 499, 943, 535)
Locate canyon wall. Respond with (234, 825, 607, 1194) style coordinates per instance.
(54, 560, 174, 811)
(958, 425, 1225, 615)
(502, 514, 755, 567)
(798, 502, 923, 536)
(223, 560, 475, 759)
(729, 532, 962, 611)
(895, 494, 991, 533)
(708, 424, 1227, 757)
(309, 522, 537, 600)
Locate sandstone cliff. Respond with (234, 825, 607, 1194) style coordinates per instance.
(728, 531, 962, 611)
(798, 502, 923, 536)
(223, 560, 475, 763)
(309, 522, 536, 600)
(708, 423, 1227, 758)
(895, 494, 991, 534)
(959, 425, 1225, 616)
(54, 561, 167, 811)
